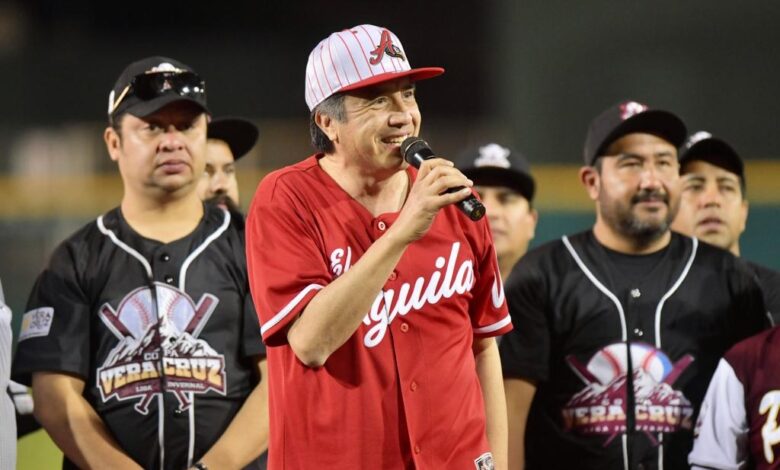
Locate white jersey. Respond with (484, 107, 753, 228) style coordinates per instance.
(0, 279, 16, 470)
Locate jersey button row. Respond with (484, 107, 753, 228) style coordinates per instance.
(413, 445, 421, 454)
(160, 253, 171, 262)
(410, 381, 418, 391)
(633, 328, 643, 337)
(400, 322, 409, 333)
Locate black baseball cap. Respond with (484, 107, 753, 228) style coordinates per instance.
(456, 143, 535, 202)
(583, 100, 687, 166)
(680, 131, 744, 182)
(108, 56, 209, 123)
(207, 117, 260, 161)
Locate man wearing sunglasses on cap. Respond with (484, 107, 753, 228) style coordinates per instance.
(12, 56, 267, 470)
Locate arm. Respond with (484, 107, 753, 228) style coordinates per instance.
(195, 356, 268, 470)
(32, 372, 141, 470)
(475, 337, 508, 470)
(288, 159, 473, 366)
(505, 378, 537, 470)
(688, 359, 749, 470)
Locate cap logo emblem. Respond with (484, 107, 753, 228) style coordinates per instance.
(620, 101, 648, 120)
(147, 62, 182, 74)
(370, 29, 406, 65)
(685, 131, 712, 149)
(474, 143, 512, 169)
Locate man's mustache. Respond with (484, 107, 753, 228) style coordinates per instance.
(631, 189, 668, 205)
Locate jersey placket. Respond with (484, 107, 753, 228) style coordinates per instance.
(373, 213, 430, 467)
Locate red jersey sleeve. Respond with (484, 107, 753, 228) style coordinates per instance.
(246, 171, 331, 345)
(468, 218, 512, 337)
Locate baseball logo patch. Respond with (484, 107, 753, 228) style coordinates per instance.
(563, 342, 694, 445)
(97, 283, 224, 414)
(18, 307, 54, 341)
(474, 452, 494, 470)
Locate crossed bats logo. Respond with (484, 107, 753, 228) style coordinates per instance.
(564, 342, 695, 446)
(97, 283, 224, 414)
(370, 29, 406, 65)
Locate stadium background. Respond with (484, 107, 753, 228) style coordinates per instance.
(1, 0, 778, 467)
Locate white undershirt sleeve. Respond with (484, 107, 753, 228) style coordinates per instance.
(689, 358, 749, 470)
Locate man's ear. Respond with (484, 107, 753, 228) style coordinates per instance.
(104, 127, 121, 162)
(315, 111, 338, 144)
(579, 166, 600, 201)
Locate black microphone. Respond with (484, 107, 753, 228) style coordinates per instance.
(401, 137, 485, 221)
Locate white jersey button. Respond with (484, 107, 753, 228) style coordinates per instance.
(630, 288, 641, 298)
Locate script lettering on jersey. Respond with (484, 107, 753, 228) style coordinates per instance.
(760, 390, 780, 463)
(362, 242, 474, 347)
(330, 246, 353, 277)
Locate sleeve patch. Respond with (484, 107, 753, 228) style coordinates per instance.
(18, 307, 54, 341)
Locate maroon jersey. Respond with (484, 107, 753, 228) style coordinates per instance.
(246, 155, 511, 469)
(690, 326, 780, 469)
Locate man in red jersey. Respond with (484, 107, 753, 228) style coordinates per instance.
(246, 24, 511, 470)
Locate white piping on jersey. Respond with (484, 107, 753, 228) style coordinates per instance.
(562, 236, 627, 341)
(654, 237, 698, 349)
(473, 314, 512, 334)
(261, 284, 324, 335)
(158, 394, 165, 469)
(563, 234, 699, 470)
(97, 216, 153, 279)
(98, 209, 231, 468)
(187, 396, 196, 467)
(621, 435, 628, 470)
(179, 209, 231, 292)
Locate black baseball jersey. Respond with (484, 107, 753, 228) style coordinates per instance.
(12, 205, 265, 470)
(500, 230, 768, 470)
(746, 261, 780, 326)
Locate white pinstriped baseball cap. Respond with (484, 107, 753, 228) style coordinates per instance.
(305, 24, 444, 111)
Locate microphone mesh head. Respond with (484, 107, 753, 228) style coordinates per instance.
(401, 137, 430, 163)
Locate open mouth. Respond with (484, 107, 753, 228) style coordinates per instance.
(381, 135, 410, 146)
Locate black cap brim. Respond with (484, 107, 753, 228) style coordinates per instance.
(680, 138, 743, 177)
(207, 118, 259, 160)
(126, 94, 209, 120)
(596, 110, 687, 159)
(462, 166, 536, 202)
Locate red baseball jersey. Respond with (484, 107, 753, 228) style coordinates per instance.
(690, 326, 780, 469)
(246, 155, 511, 469)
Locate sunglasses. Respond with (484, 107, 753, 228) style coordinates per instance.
(109, 70, 206, 117)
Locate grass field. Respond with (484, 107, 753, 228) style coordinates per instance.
(17, 430, 62, 469)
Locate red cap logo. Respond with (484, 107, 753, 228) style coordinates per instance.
(370, 30, 406, 65)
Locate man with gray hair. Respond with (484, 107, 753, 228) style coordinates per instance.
(247, 24, 511, 469)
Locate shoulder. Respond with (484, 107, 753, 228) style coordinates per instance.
(724, 326, 780, 380)
(744, 260, 780, 286)
(505, 235, 573, 289)
(255, 155, 322, 199)
(522, 230, 589, 268)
